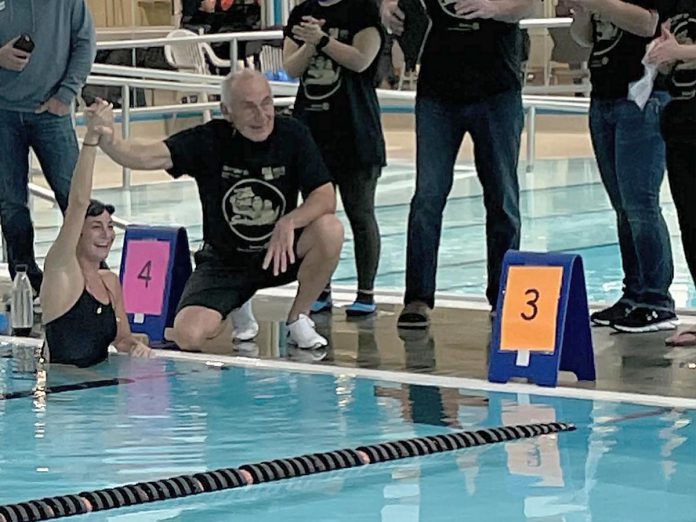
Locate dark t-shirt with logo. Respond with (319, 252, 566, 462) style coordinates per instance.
(589, 0, 658, 99)
(164, 117, 332, 258)
(659, 0, 696, 137)
(284, 0, 386, 169)
(417, 0, 523, 102)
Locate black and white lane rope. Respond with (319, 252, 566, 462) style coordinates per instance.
(0, 422, 575, 521)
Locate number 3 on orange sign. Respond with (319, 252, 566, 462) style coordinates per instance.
(500, 266, 563, 352)
(521, 288, 539, 321)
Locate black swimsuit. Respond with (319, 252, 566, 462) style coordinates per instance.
(45, 289, 118, 368)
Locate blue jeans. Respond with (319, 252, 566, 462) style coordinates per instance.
(405, 89, 524, 308)
(589, 93, 674, 311)
(0, 110, 77, 292)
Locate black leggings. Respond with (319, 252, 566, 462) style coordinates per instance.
(665, 137, 696, 283)
(332, 166, 381, 291)
(663, 101, 696, 285)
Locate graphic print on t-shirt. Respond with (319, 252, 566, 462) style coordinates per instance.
(669, 13, 696, 99)
(302, 28, 348, 101)
(435, 0, 480, 28)
(222, 178, 286, 245)
(590, 15, 623, 67)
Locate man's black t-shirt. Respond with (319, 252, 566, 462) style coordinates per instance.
(164, 117, 332, 258)
(417, 0, 524, 103)
(589, 0, 658, 99)
(285, 0, 386, 169)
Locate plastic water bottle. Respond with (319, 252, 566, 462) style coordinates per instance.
(11, 265, 33, 337)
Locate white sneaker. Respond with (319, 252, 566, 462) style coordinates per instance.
(287, 314, 328, 349)
(230, 300, 259, 342)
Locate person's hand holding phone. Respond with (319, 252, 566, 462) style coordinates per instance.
(0, 35, 32, 72)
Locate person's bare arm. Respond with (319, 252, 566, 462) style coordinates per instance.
(40, 103, 105, 322)
(454, 0, 536, 23)
(291, 21, 382, 73)
(89, 102, 173, 170)
(43, 135, 100, 270)
(571, 0, 657, 37)
(571, 8, 594, 47)
(283, 37, 317, 78)
(283, 182, 336, 228)
(101, 136, 173, 171)
(263, 183, 336, 276)
(381, 0, 405, 35)
(648, 22, 696, 65)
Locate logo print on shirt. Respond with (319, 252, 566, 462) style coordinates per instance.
(591, 16, 623, 65)
(302, 27, 343, 101)
(222, 165, 250, 179)
(669, 15, 696, 99)
(436, 0, 481, 27)
(222, 179, 286, 242)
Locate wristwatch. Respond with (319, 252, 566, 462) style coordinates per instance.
(316, 35, 331, 51)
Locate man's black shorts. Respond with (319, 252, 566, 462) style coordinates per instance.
(176, 242, 301, 317)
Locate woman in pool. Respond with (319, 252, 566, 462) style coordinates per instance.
(40, 101, 152, 367)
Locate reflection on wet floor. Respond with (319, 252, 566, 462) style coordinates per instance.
(184, 295, 696, 400)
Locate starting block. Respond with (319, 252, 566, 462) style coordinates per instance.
(119, 226, 192, 343)
(488, 250, 596, 387)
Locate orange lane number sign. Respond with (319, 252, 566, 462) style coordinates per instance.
(500, 266, 564, 353)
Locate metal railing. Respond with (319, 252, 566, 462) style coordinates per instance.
(80, 16, 590, 184)
(28, 183, 131, 231)
(4, 181, 131, 267)
(93, 17, 575, 76)
(94, 18, 573, 50)
(96, 29, 284, 72)
(81, 71, 588, 184)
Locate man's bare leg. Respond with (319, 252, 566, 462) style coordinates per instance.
(172, 306, 225, 351)
(289, 215, 344, 323)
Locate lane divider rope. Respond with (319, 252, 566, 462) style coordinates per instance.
(0, 422, 575, 521)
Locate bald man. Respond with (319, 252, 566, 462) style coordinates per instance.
(88, 70, 343, 350)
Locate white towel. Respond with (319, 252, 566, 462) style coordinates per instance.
(628, 40, 659, 110)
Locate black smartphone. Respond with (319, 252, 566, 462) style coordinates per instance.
(13, 34, 34, 53)
(81, 91, 97, 106)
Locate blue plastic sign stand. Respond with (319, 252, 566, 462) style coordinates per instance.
(119, 226, 192, 344)
(488, 250, 596, 387)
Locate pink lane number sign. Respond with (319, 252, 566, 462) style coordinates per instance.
(123, 240, 171, 316)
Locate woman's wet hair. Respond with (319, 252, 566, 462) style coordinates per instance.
(85, 199, 115, 218)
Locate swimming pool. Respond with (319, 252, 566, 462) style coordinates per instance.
(1, 350, 694, 521)
(29, 156, 694, 309)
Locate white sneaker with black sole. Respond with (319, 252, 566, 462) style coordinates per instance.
(230, 300, 259, 342)
(611, 307, 679, 333)
(287, 314, 328, 349)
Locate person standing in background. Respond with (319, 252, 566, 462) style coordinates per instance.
(648, 13, 696, 345)
(283, 0, 386, 317)
(0, 0, 96, 298)
(381, 0, 533, 329)
(570, 0, 679, 333)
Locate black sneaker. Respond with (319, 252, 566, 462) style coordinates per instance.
(611, 307, 679, 333)
(397, 301, 430, 329)
(590, 302, 633, 326)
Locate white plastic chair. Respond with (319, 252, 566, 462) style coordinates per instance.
(163, 29, 231, 122)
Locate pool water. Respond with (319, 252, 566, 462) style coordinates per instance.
(0, 355, 694, 521)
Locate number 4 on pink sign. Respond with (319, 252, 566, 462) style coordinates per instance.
(138, 260, 153, 288)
